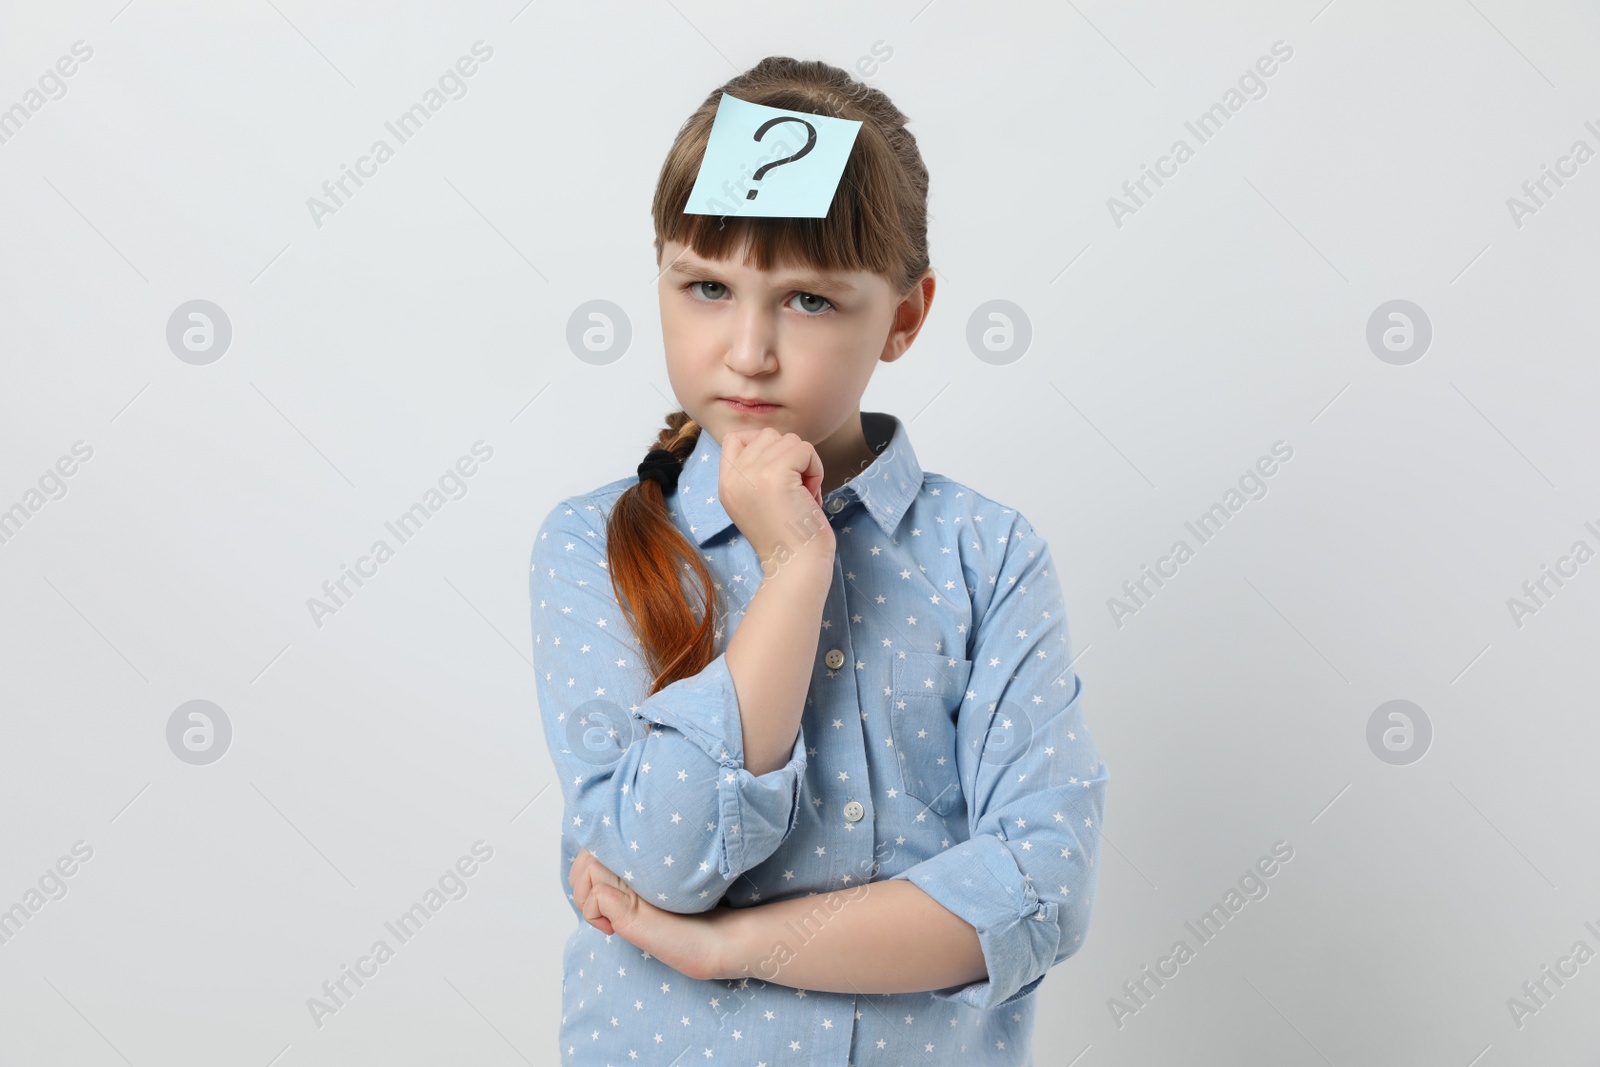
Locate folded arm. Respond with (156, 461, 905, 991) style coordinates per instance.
(716, 879, 985, 994)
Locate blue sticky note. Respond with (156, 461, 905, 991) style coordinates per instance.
(684, 93, 863, 218)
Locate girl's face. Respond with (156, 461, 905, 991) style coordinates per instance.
(657, 237, 933, 460)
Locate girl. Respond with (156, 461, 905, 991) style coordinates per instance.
(531, 55, 1109, 1065)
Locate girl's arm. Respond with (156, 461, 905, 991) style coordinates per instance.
(568, 846, 986, 994)
(724, 543, 835, 777)
(713, 881, 986, 994)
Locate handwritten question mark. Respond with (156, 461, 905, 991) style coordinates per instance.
(746, 116, 818, 200)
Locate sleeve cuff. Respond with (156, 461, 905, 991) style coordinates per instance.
(887, 831, 1061, 1010)
(633, 653, 809, 879)
(632, 652, 744, 764)
(716, 719, 807, 878)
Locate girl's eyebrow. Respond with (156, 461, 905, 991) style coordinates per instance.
(669, 260, 858, 294)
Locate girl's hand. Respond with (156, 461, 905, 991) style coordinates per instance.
(719, 428, 835, 564)
(568, 847, 739, 983)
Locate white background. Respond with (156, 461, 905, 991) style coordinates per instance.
(2, 1, 1598, 1064)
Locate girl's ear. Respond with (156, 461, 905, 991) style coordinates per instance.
(882, 270, 935, 362)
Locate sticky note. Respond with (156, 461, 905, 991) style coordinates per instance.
(683, 93, 863, 218)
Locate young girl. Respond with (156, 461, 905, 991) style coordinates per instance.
(531, 55, 1108, 1065)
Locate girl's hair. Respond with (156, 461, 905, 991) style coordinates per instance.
(607, 55, 931, 695)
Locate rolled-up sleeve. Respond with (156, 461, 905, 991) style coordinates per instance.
(531, 497, 808, 914)
(887, 510, 1109, 1009)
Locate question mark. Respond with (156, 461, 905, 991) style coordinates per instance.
(746, 117, 818, 200)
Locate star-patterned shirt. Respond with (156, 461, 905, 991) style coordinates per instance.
(530, 410, 1109, 1065)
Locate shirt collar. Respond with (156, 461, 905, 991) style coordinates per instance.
(673, 411, 924, 548)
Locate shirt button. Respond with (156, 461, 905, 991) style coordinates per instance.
(826, 496, 844, 513)
(843, 800, 864, 822)
(824, 648, 845, 669)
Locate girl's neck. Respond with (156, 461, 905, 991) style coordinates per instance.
(815, 411, 885, 497)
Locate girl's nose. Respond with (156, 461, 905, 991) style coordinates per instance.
(725, 309, 779, 371)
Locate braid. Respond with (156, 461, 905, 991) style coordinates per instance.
(602, 413, 717, 695)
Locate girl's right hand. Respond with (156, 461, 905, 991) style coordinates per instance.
(719, 428, 836, 564)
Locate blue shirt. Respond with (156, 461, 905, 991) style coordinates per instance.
(530, 410, 1109, 1065)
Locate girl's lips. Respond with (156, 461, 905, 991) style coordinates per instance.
(721, 398, 781, 413)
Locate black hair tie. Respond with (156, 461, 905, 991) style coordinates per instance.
(637, 448, 682, 494)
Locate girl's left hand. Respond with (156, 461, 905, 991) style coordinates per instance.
(568, 847, 738, 983)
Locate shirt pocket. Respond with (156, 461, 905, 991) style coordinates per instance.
(888, 651, 973, 817)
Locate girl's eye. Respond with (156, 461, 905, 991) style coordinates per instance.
(687, 280, 727, 300)
(790, 292, 834, 315)
(683, 281, 833, 315)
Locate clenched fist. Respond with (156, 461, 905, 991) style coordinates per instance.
(718, 428, 836, 564)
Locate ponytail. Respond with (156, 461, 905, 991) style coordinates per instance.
(604, 411, 718, 696)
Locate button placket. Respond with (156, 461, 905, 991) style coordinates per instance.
(815, 551, 875, 883)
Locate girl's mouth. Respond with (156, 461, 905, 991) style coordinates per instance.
(721, 398, 781, 414)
